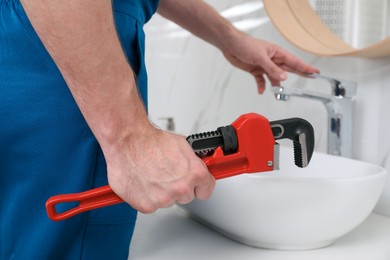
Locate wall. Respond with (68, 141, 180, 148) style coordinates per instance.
(144, 0, 390, 216)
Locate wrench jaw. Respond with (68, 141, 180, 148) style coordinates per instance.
(271, 118, 315, 168)
(296, 132, 309, 168)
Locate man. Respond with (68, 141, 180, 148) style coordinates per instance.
(0, 0, 318, 258)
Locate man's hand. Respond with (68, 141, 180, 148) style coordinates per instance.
(106, 126, 215, 213)
(158, 0, 320, 94)
(222, 34, 320, 94)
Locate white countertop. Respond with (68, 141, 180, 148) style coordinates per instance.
(129, 206, 390, 260)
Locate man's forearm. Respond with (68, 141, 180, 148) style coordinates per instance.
(21, 0, 149, 153)
(157, 0, 241, 52)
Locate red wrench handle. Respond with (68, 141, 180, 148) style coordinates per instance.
(46, 185, 123, 221)
(46, 113, 275, 221)
(45, 159, 215, 221)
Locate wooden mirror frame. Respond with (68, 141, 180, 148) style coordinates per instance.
(263, 0, 390, 58)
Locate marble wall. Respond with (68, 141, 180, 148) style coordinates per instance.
(144, 0, 390, 216)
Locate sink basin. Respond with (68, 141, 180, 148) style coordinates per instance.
(178, 146, 387, 250)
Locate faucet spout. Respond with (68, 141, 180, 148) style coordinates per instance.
(273, 85, 333, 104)
(271, 74, 357, 158)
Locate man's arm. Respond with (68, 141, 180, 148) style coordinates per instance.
(21, 0, 215, 213)
(21, 0, 147, 155)
(158, 0, 319, 94)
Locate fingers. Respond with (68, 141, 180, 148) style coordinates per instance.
(252, 43, 320, 91)
(260, 57, 288, 83)
(250, 68, 266, 94)
(172, 158, 215, 204)
(250, 53, 287, 92)
(176, 173, 215, 203)
(274, 49, 320, 75)
(256, 77, 266, 94)
(194, 173, 216, 200)
(266, 74, 281, 87)
(260, 47, 321, 90)
(186, 156, 215, 201)
(251, 68, 280, 93)
(223, 37, 319, 95)
(279, 64, 319, 78)
(145, 159, 214, 210)
(132, 166, 212, 214)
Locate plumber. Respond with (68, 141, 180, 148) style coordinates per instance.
(0, 0, 318, 258)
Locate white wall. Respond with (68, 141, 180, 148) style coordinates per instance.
(144, 0, 390, 216)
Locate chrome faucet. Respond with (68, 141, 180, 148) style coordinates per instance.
(272, 74, 357, 158)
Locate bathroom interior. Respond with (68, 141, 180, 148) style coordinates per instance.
(130, 0, 390, 259)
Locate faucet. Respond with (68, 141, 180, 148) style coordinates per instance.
(272, 74, 357, 158)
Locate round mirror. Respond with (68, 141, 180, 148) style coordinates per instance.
(263, 0, 390, 58)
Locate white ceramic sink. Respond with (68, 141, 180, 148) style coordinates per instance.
(178, 146, 387, 250)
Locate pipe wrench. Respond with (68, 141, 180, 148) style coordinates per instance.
(46, 113, 315, 221)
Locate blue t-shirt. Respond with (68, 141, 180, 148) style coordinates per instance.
(113, 0, 161, 108)
(0, 0, 159, 259)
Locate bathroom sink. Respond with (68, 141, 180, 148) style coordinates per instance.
(178, 146, 387, 250)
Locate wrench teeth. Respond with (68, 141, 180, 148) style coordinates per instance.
(187, 125, 238, 158)
(187, 130, 223, 157)
(293, 142, 304, 168)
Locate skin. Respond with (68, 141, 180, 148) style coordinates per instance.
(20, 0, 319, 214)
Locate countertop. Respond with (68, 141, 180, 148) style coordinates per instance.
(129, 206, 390, 260)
